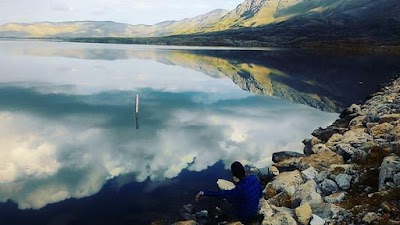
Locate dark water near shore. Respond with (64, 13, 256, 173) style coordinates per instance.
(0, 40, 399, 224)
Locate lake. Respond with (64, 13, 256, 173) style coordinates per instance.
(0, 40, 399, 224)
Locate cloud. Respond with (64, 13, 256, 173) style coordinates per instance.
(50, 1, 73, 12)
(0, 0, 243, 25)
(0, 43, 242, 96)
(0, 164, 108, 209)
(0, 112, 60, 183)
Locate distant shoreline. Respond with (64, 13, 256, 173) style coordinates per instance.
(1, 36, 400, 54)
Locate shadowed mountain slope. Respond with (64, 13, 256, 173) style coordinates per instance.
(1, 0, 399, 48)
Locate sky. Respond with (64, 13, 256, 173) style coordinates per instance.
(0, 0, 243, 25)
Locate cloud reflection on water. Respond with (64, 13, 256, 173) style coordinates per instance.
(0, 40, 342, 210)
(0, 84, 337, 209)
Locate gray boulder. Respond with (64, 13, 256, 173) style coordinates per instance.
(315, 171, 330, 183)
(394, 173, 400, 185)
(310, 214, 325, 225)
(301, 166, 318, 181)
(319, 179, 339, 196)
(379, 155, 400, 191)
(363, 113, 381, 125)
(302, 138, 313, 155)
(335, 143, 367, 162)
(335, 174, 352, 190)
(310, 203, 347, 222)
(292, 180, 323, 208)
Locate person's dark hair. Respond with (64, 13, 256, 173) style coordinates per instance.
(231, 161, 246, 180)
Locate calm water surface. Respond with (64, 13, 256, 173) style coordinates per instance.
(0, 40, 399, 224)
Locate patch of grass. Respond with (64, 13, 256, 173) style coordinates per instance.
(339, 145, 399, 223)
(332, 166, 346, 175)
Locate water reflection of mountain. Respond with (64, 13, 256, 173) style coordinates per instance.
(15, 44, 400, 112)
(144, 49, 400, 112)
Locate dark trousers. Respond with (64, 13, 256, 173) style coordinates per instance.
(207, 199, 263, 225)
(207, 198, 236, 224)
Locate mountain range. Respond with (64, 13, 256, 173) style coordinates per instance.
(0, 0, 399, 47)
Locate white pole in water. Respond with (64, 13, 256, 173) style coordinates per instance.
(135, 94, 139, 129)
(135, 94, 139, 113)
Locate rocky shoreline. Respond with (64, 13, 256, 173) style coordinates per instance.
(264, 77, 400, 225)
(164, 77, 400, 225)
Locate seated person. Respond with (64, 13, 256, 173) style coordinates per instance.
(196, 161, 262, 224)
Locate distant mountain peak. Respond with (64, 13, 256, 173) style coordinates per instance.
(189, 8, 229, 20)
(209, 0, 302, 30)
(155, 20, 176, 26)
(208, 9, 230, 14)
(235, 0, 266, 15)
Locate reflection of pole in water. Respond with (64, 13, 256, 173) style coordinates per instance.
(135, 94, 139, 129)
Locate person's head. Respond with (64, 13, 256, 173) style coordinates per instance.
(231, 161, 246, 181)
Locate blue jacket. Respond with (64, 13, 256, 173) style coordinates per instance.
(203, 175, 262, 222)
